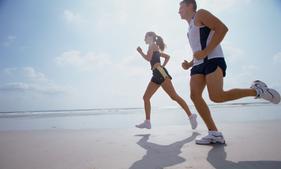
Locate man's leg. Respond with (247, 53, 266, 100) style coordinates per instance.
(206, 67, 256, 103)
(190, 74, 218, 131)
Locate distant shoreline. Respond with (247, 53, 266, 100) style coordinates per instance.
(0, 101, 272, 114)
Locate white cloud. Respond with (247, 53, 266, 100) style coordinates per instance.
(0, 82, 29, 91)
(273, 52, 281, 63)
(87, 0, 179, 33)
(3, 67, 17, 75)
(118, 55, 150, 78)
(2, 35, 16, 47)
(0, 67, 69, 95)
(22, 67, 48, 82)
(0, 82, 67, 94)
(223, 43, 245, 63)
(7, 36, 16, 41)
(64, 50, 148, 78)
(225, 64, 258, 88)
(55, 50, 111, 71)
(3, 67, 47, 82)
(63, 9, 86, 24)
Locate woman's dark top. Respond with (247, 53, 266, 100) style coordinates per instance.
(150, 51, 161, 69)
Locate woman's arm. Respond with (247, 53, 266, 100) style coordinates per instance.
(160, 52, 170, 67)
(193, 9, 228, 60)
(137, 47, 150, 61)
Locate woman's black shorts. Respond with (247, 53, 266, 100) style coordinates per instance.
(151, 66, 172, 85)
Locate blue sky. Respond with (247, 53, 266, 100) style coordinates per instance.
(0, 0, 281, 112)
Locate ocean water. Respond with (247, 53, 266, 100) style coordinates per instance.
(0, 102, 280, 131)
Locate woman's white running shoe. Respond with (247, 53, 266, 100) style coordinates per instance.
(189, 114, 198, 129)
(135, 120, 151, 129)
(251, 80, 281, 104)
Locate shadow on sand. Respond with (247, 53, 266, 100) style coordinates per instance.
(130, 133, 281, 169)
(208, 144, 281, 169)
(129, 132, 199, 169)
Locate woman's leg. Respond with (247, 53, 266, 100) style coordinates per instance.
(190, 75, 218, 131)
(206, 67, 256, 103)
(143, 81, 160, 120)
(161, 78, 192, 117)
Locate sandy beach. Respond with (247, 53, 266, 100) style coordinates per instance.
(1, 119, 281, 169)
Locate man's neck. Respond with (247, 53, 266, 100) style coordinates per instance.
(187, 11, 196, 24)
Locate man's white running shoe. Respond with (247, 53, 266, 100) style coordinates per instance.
(189, 114, 198, 129)
(251, 80, 267, 89)
(251, 80, 281, 104)
(196, 131, 225, 145)
(135, 120, 151, 129)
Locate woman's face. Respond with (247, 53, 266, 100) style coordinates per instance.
(145, 35, 153, 44)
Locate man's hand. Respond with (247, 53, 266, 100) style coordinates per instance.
(193, 50, 208, 60)
(182, 60, 192, 70)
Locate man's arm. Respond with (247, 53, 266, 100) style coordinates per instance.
(194, 9, 228, 59)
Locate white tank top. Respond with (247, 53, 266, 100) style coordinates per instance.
(187, 17, 224, 66)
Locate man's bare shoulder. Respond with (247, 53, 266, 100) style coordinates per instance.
(196, 9, 212, 18)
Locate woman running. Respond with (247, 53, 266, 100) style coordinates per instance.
(136, 31, 197, 129)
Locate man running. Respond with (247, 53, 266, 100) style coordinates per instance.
(178, 0, 280, 145)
